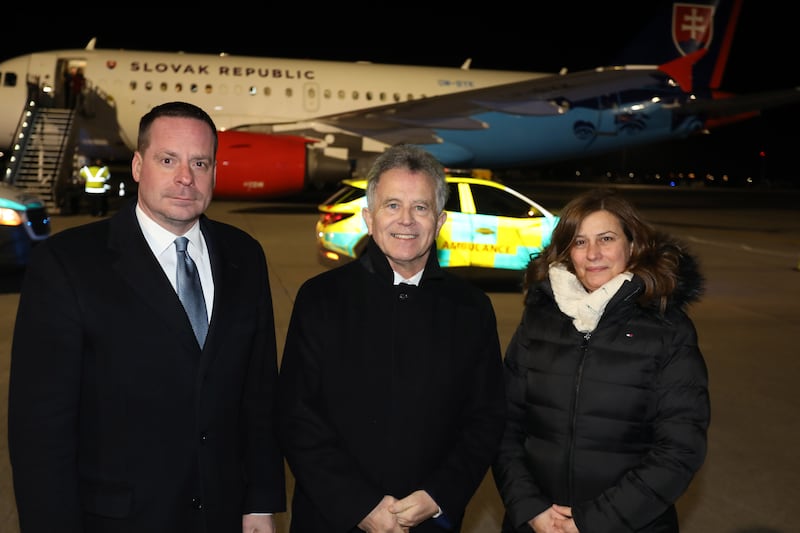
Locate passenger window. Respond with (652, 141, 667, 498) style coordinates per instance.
(471, 185, 536, 218)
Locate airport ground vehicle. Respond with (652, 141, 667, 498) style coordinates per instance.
(316, 176, 559, 276)
(0, 182, 51, 268)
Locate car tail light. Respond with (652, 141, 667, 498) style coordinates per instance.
(318, 212, 354, 226)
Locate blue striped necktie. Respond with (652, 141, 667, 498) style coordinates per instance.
(174, 236, 208, 346)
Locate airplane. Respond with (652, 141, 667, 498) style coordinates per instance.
(0, 0, 797, 207)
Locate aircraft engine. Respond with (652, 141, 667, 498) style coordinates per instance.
(214, 130, 351, 199)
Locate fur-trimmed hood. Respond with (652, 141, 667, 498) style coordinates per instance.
(635, 232, 705, 310)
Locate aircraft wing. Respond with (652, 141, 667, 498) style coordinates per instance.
(236, 66, 674, 146)
(229, 57, 800, 171)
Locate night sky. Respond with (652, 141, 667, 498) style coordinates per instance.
(2, 2, 796, 185)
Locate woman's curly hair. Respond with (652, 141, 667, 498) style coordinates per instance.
(526, 188, 702, 312)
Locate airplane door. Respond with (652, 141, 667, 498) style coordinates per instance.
(57, 58, 88, 109)
(27, 53, 60, 104)
(303, 82, 320, 113)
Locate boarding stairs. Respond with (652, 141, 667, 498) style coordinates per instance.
(4, 107, 77, 211)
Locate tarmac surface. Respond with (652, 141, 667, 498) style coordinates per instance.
(1, 182, 798, 533)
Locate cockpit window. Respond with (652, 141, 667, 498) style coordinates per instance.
(2, 72, 17, 87)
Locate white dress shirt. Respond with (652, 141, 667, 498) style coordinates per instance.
(393, 269, 424, 286)
(136, 205, 214, 322)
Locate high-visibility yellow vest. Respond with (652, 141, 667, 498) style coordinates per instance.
(80, 165, 111, 194)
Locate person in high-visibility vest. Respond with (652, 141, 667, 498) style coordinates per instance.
(80, 159, 111, 216)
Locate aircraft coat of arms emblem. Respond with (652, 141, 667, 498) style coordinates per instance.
(672, 3, 716, 55)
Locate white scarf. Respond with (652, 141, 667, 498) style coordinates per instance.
(549, 263, 633, 333)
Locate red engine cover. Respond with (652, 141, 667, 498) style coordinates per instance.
(214, 130, 312, 199)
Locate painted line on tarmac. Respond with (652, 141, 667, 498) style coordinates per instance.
(685, 235, 798, 258)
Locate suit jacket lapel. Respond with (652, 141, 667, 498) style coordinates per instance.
(109, 201, 203, 353)
(197, 218, 237, 370)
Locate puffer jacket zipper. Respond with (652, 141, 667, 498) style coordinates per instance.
(568, 331, 592, 505)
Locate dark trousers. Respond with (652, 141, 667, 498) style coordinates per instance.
(86, 193, 109, 216)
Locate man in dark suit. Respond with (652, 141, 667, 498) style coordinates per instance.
(278, 144, 506, 532)
(8, 101, 286, 533)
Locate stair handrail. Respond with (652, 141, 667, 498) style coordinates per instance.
(2, 98, 39, 187)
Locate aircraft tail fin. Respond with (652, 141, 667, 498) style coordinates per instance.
(614, 0, 742, 94)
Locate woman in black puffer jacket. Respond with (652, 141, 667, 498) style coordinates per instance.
(493, 188, 709, 533)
